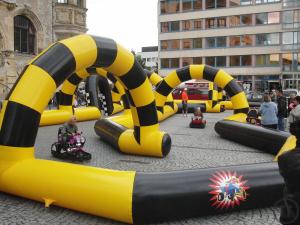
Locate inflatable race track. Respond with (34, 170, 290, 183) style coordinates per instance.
(0, 34, 296, 224)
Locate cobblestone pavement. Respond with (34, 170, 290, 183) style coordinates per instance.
(0, 111, 282, 225)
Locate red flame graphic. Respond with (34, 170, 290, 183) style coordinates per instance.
(209, 171, 250, 209)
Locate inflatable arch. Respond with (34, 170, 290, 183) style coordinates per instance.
(154, 65, 249, 119)
(2, 34, 285, 224)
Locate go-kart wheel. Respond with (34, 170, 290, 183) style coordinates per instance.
(199, 123, 205, 129)
(217, 193, 224, 201)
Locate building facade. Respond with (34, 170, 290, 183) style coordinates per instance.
(137, 46, 159, 71)
(158, 0, 300, 92)
(0, 0, 87, 99)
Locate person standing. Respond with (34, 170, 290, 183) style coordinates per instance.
(288, 93, 297, 113)
(259, 94, 278, 129)
(276, 90, 288, 131)
(181, 88, 189, 117)
(288, 96, 300, 126)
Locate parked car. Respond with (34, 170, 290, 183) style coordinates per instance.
(172, 88, 209, 100)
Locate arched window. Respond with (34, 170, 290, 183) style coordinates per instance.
(14, 15, 36, 54)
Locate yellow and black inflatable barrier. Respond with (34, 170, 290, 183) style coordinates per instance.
(92, 67, 128, 115)
(144, 69, 178, 120)
(155, 66, 245, 114)
(217, 86, 233, 110)
(0, 35, 291, 224)
(40, 68, 101, 126)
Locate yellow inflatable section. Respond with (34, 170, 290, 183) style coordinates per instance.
(0, 35, 249, 224)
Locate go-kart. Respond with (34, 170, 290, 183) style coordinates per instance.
(189, 116, 206, 129)
(217, 177, 247, 202)
(51, 127, 91, 162)
(246, 108, 261, 126)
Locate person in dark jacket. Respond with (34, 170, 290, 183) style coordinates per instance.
(278, 119, 300, 225)
(276, 90, 288, 131)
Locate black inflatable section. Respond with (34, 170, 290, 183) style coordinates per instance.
(94, 119, 126, 150)
(215, 120, 290, 155)
(86, 75, 114, 115)
(132, 162, 283, 224)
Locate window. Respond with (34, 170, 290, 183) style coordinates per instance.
(161, 0, 180, 14)
(193, 57, 202, 64)
(14, 15, 36, 54)
(183, 0, 192, 10)
(161, 21, 180, 32)
(182, 20, 192, 30)
(182, 57, 193, 66)
(230, 36, 241, 46)
(194, 19, 202, 29)
(161, 58, 170, 68)
(160, 40, 180, 50)
(171, 39, 180, 49)
(57, 0, 68, 3)
(230, 55, 252, 66)
(193, 38, 202, 48)
(256, 12, 280, 24)
(283, 32, 294, 45)
(242, 35, 253, 46)
(229, 16, 240, 27)
(229, 14, 252, 27)
(283, 0, 300, 8)
(242, 55, 252, 66)
(193, 0, 202, 9)
(256, 0, 280, 4)
(170, 21, 180, 32)
(256, 33, 280, 45)
(206, 0, 226, 9)
(206, 17, 226, 29)
(216, 56, 226, 67)
(161, 22, 169, 32)
(230, 0, 253, 6)
(183, 39, 193, 49)
(241, 14, 252, 25)
(161, 40, 169, 50)
(206, 36, 226, 48)
(206, 57, 215, 66)
(282, 32, 300, 50)
(283, 10, 300, 29)
(206, 56, 226, 67)
(230, 35, 253, 47)
(282, 53, 292, 71)
(161, 58, 180, 68)
(170, 58, 180, 68)
(230, 55, 240, 66)
(256, 54, 279, 66)
(183, 0, 202, 10)
(76, 0, 83, 7)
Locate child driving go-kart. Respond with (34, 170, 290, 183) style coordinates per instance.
(51, 116, 91, 161)
(189, 107, 206, 128)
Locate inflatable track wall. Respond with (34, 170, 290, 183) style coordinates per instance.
(40, 68, 101, 126)
(154, 65, 249, 116)
(0, 35, 284, 224)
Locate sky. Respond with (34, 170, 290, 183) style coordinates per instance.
(86, 0, 158, 53)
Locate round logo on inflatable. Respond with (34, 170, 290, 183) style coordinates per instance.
(209, 171, 249, 209)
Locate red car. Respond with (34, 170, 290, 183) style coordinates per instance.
(172, 82, 210, 100)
